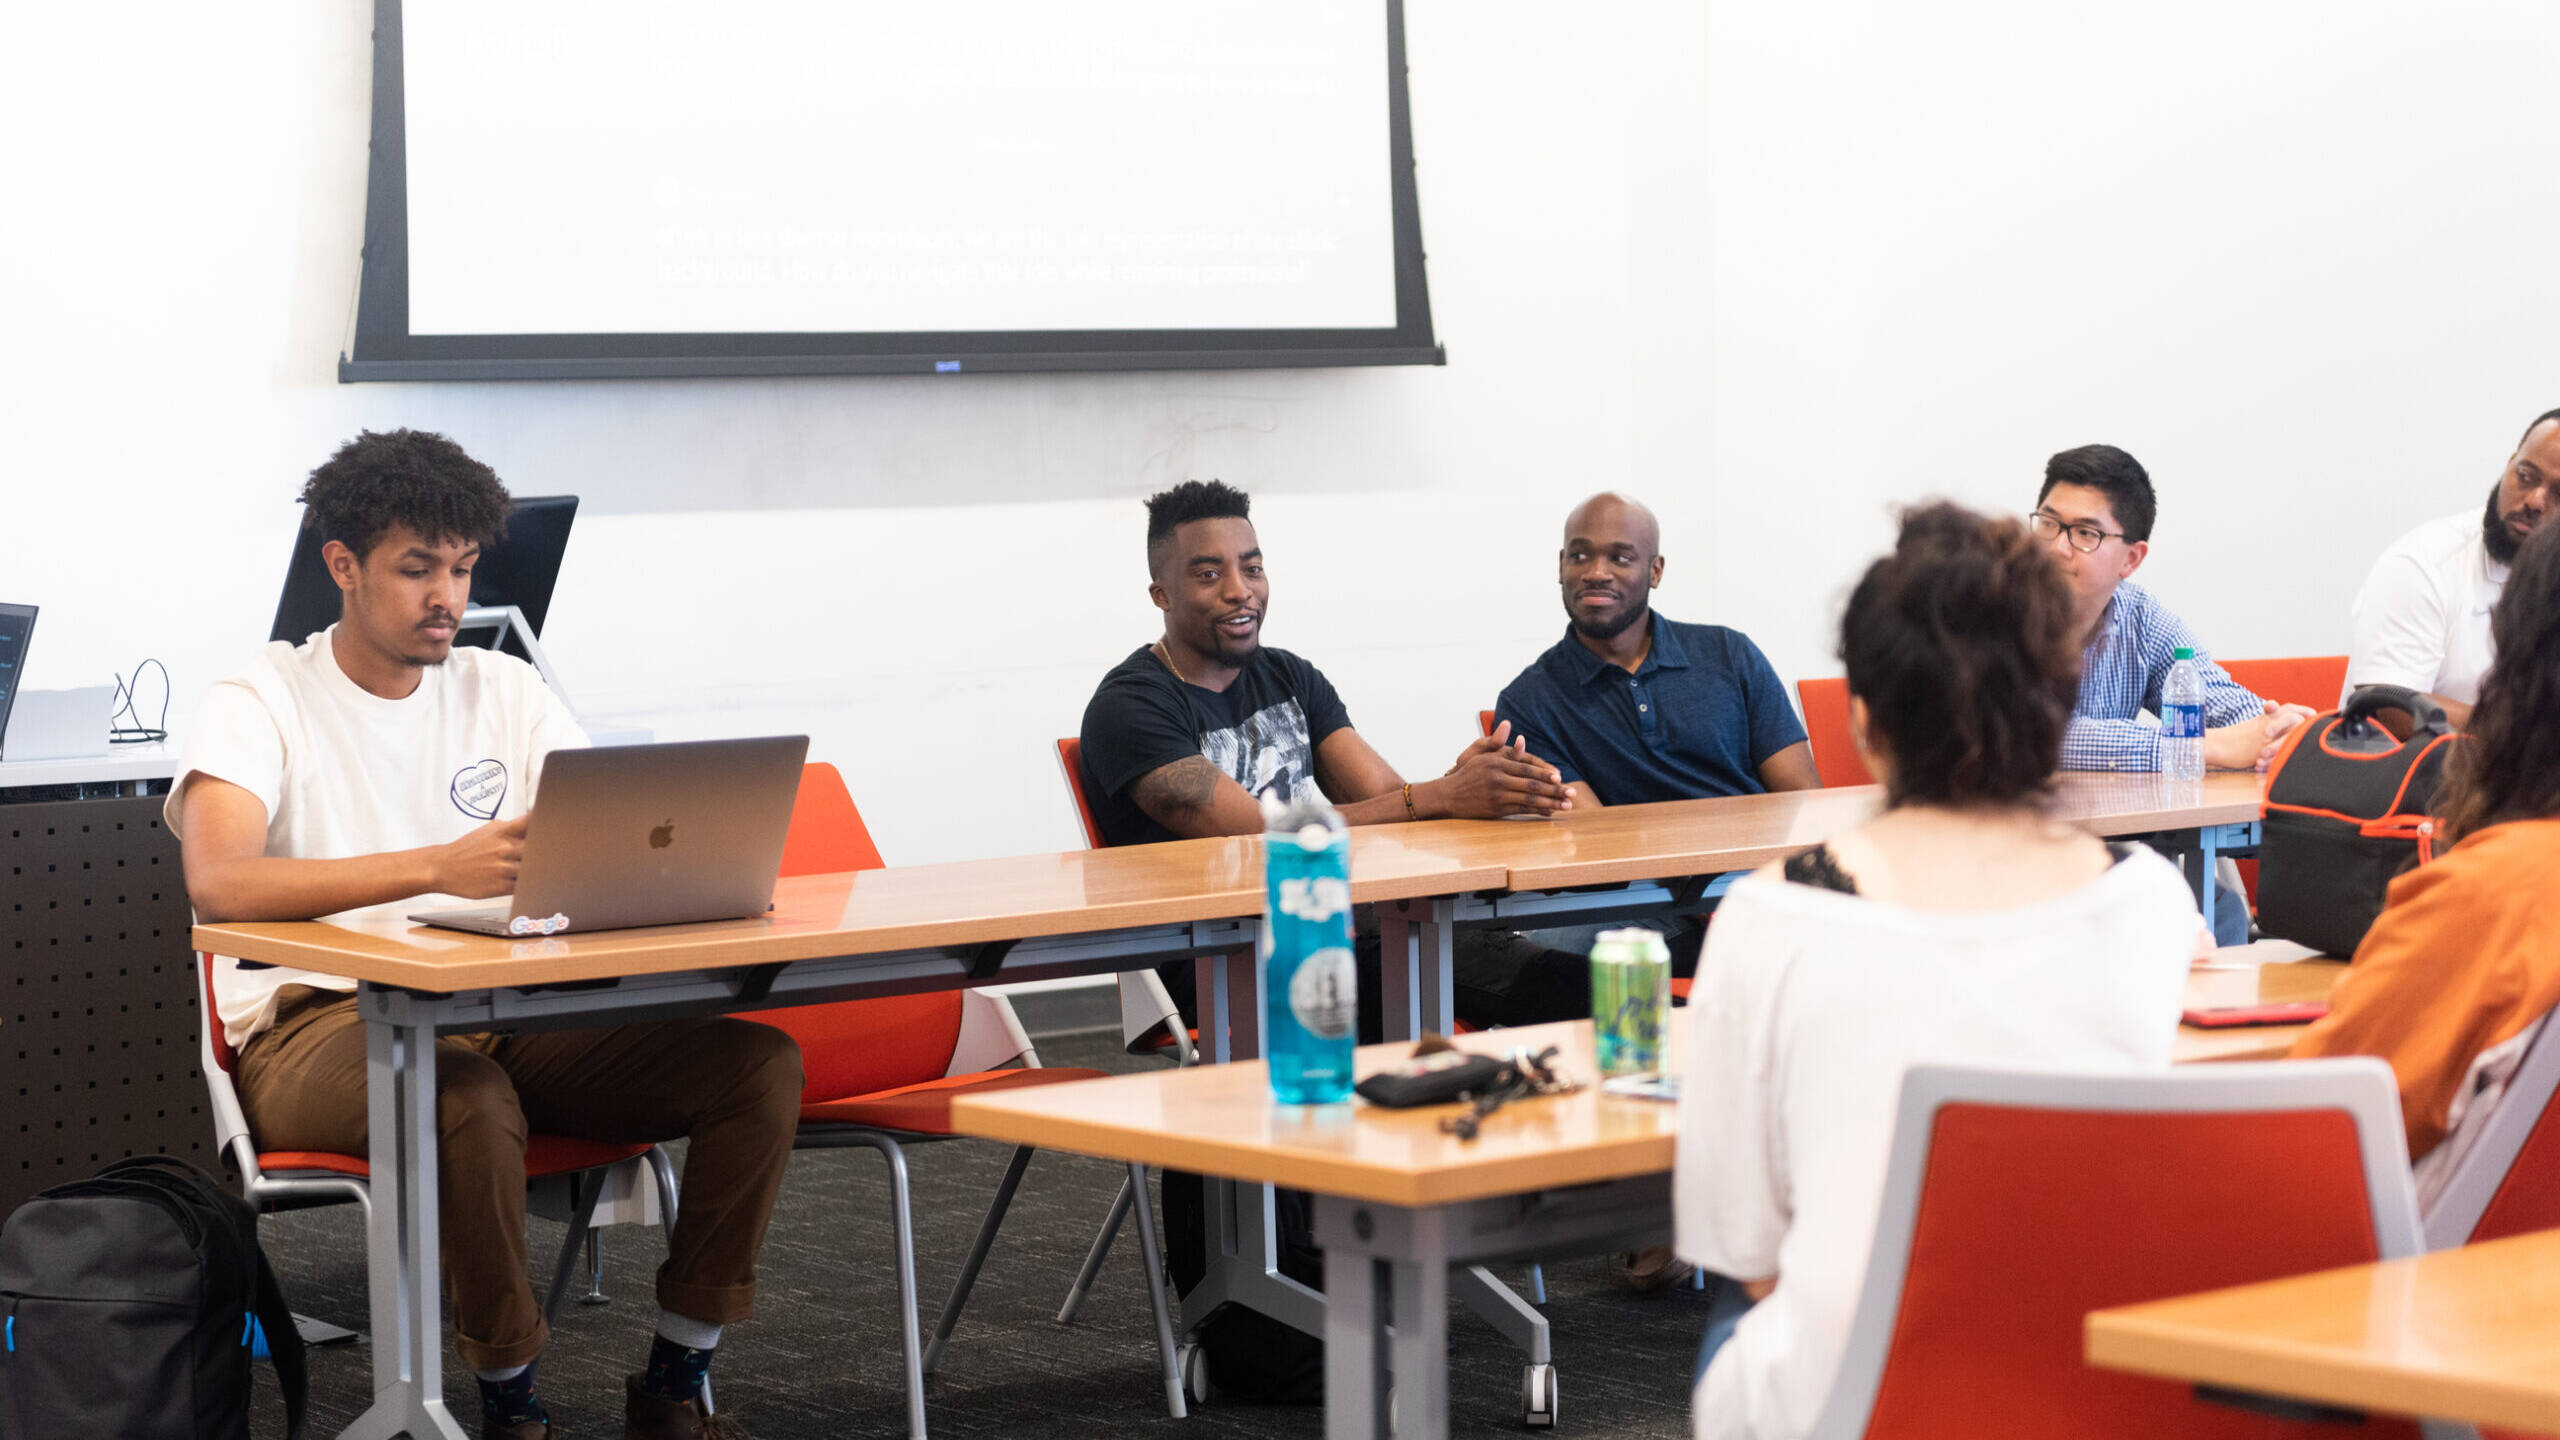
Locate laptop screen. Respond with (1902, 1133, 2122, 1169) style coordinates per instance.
(0, 603, 33, 759)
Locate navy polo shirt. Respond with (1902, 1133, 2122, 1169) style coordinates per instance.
(1492, 615, 1807, 804)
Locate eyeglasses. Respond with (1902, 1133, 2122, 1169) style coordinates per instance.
(2028, 511, 2128, 554)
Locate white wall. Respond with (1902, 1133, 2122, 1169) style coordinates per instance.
(4, 1, 2553, 867)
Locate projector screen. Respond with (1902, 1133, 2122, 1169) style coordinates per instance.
(341, 0, 1443, 381)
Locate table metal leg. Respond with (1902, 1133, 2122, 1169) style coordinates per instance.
(2199, 823, 2221, 939)
(347, 1007, 466, 1440)
(1388, 1214, 1452, 1440)
(1453, 1263, 1550, 1366)
(1323, 1253, 1392, 1440)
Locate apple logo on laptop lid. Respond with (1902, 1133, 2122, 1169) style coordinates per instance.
(649, 819, 675, 850)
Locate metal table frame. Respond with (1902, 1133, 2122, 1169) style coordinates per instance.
(336, 916, 1251, 1440)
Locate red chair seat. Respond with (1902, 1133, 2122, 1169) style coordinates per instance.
(799, 1067, 1111, 1135)
(257, 1135, 653, 1182)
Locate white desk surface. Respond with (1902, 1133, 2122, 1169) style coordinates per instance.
(0, 740, 179, 789)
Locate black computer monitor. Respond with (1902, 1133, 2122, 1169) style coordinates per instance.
(268, 496, 579, 663)
(0, 603, 34, 758)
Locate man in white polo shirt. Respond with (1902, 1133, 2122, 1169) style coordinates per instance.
(171, 430, 801, 1440)
(2346, 408, 2560, 726)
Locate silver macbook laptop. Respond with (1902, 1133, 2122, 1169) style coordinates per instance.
(411, 735, 809, 937)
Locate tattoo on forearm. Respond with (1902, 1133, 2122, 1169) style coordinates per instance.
(1134, 755, 1224, 818)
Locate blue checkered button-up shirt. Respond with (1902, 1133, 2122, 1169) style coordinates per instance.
(2066, 581, 2264, 772)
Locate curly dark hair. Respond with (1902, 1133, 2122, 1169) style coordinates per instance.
(2440, 517, 2560, 842)
(2038, 443, 2156, 544)
(1840, 502, 2083, 808)
(1143, 479, 1252, 577)
(298, 429, 512, 560)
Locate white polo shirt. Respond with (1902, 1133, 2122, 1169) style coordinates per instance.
(2345, 509, 2505, 708)
(1673, 854, 2198, 1440)
(167, 626, 586, 1048)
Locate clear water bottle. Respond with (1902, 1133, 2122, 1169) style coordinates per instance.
(2162, 646, 2206, 781)
(1261, 793, 1356, 1104)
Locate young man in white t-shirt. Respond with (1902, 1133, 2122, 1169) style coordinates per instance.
(170, 430, 802, 1440)
(2345, 407, 2560, 727)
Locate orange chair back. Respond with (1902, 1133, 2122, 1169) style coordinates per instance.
(1056, 737, 1107, 850)
(757, 761, 960, 1103)
(202, 956, 237, 1074)
(2210, 659, 2347, 909)
(2218, 655, 2350, 713)
(2467, 1093, 2560, 1243)
(1795, 678, 1871, 788)
(778, 761, 885, 877)
(1859, 1103, 2416, 1439)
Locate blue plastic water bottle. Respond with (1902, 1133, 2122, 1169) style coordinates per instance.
(2163, 646, 2206, 781)
(1261, 794, 1356, 1104)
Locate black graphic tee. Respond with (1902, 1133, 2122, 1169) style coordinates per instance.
(1078, 645, 1355, 847)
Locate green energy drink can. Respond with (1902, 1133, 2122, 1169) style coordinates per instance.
(1590, 928, 1672, 1077)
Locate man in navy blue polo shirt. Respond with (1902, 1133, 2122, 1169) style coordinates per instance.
(1495, 493, 1819, 807)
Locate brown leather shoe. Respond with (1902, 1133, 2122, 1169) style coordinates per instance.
(479, 1418, 550, 1440)
(625, 1372, 748, 1439)
(1620, 1244, 1698, 1295)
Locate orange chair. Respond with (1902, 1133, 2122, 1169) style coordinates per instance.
(1809, 1060, 2427, 1438)
(2424, 1007, 2560, 1250)
(2210, 657, 2349, 910)
(752, 762, 1184, 1435)
(2219, 655, 2351, 713)
(197, 957, 678, 1327)
(1795, 677, 1872, 788)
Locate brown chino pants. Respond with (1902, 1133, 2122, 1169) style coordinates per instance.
(236, 987, 805, 1371)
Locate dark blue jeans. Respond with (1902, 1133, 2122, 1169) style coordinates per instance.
(1693, 1272, 1759, 1390)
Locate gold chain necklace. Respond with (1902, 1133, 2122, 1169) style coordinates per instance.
(1154, 638, 1190, 686)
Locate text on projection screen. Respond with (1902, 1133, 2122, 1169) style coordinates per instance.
(401, 1, 1398, 337)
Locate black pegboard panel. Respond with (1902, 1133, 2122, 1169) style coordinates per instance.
(0, 795, 211, 1214)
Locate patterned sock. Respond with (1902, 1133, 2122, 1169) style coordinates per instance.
(640, 1332, 717, 1405)
(473, 1362, 548, 1428)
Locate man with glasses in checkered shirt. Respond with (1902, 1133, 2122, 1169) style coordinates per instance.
(2030, 444, 2317, 777)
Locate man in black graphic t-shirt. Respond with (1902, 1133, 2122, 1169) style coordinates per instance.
(1079, 480, 1571, 849)
(1083, 645, 1349, 847)
(1077, 480, 1583, 1038)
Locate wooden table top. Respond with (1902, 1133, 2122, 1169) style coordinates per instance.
(2086, 1226, 2560, 1435)
(951, 962, 2312, 1211)
(2173, 956, 2343, 1064)
(194, 828, 1505, 993)
(952, 1020, 1678, 1209)
(1384, 771, 2264, 892)
(193, 773, 2263, 995)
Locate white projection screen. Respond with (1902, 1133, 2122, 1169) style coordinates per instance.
(342, 0, 1443, 380)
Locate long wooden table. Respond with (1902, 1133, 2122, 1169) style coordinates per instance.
(955, 956, 2338, 1440)
(195, 831, 1497, 1440)
(2086, 1226, 2560, 1435)
(1369, 772, 2265, 1037)
(198, 776, 2268, 1440)
(956, 1020, 1669, 1439)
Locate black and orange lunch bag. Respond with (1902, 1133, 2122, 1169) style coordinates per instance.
(2254, 684, 2462, 959)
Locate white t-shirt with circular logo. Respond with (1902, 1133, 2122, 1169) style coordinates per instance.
(165, 626, 587, 1048)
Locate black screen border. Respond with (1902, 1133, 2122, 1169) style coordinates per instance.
(340, 0, 1444, 382)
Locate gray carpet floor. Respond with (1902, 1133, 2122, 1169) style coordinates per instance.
(255, 1029, 1705, 1439)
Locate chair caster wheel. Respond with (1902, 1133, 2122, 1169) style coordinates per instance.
(1522, 1363, 1559, 1428)
(1178, 1340, 1212, 1405)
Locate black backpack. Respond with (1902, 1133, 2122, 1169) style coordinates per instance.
(1159, 1170, 1324, 1404)
(2256, 684, 2462, 959)
(0, 1155, 306, 1440)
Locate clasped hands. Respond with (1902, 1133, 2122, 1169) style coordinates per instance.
(1433, 720, 1572, 819)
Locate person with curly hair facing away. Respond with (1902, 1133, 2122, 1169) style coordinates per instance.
(1672, 503, 2207, 1440)
(169, 430, 801, 1440)
(2294, 515, 2560, 1206)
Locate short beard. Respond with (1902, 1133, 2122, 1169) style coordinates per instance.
(2485, 481, 2522, 566)
(1571, 602, 1648, 643)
